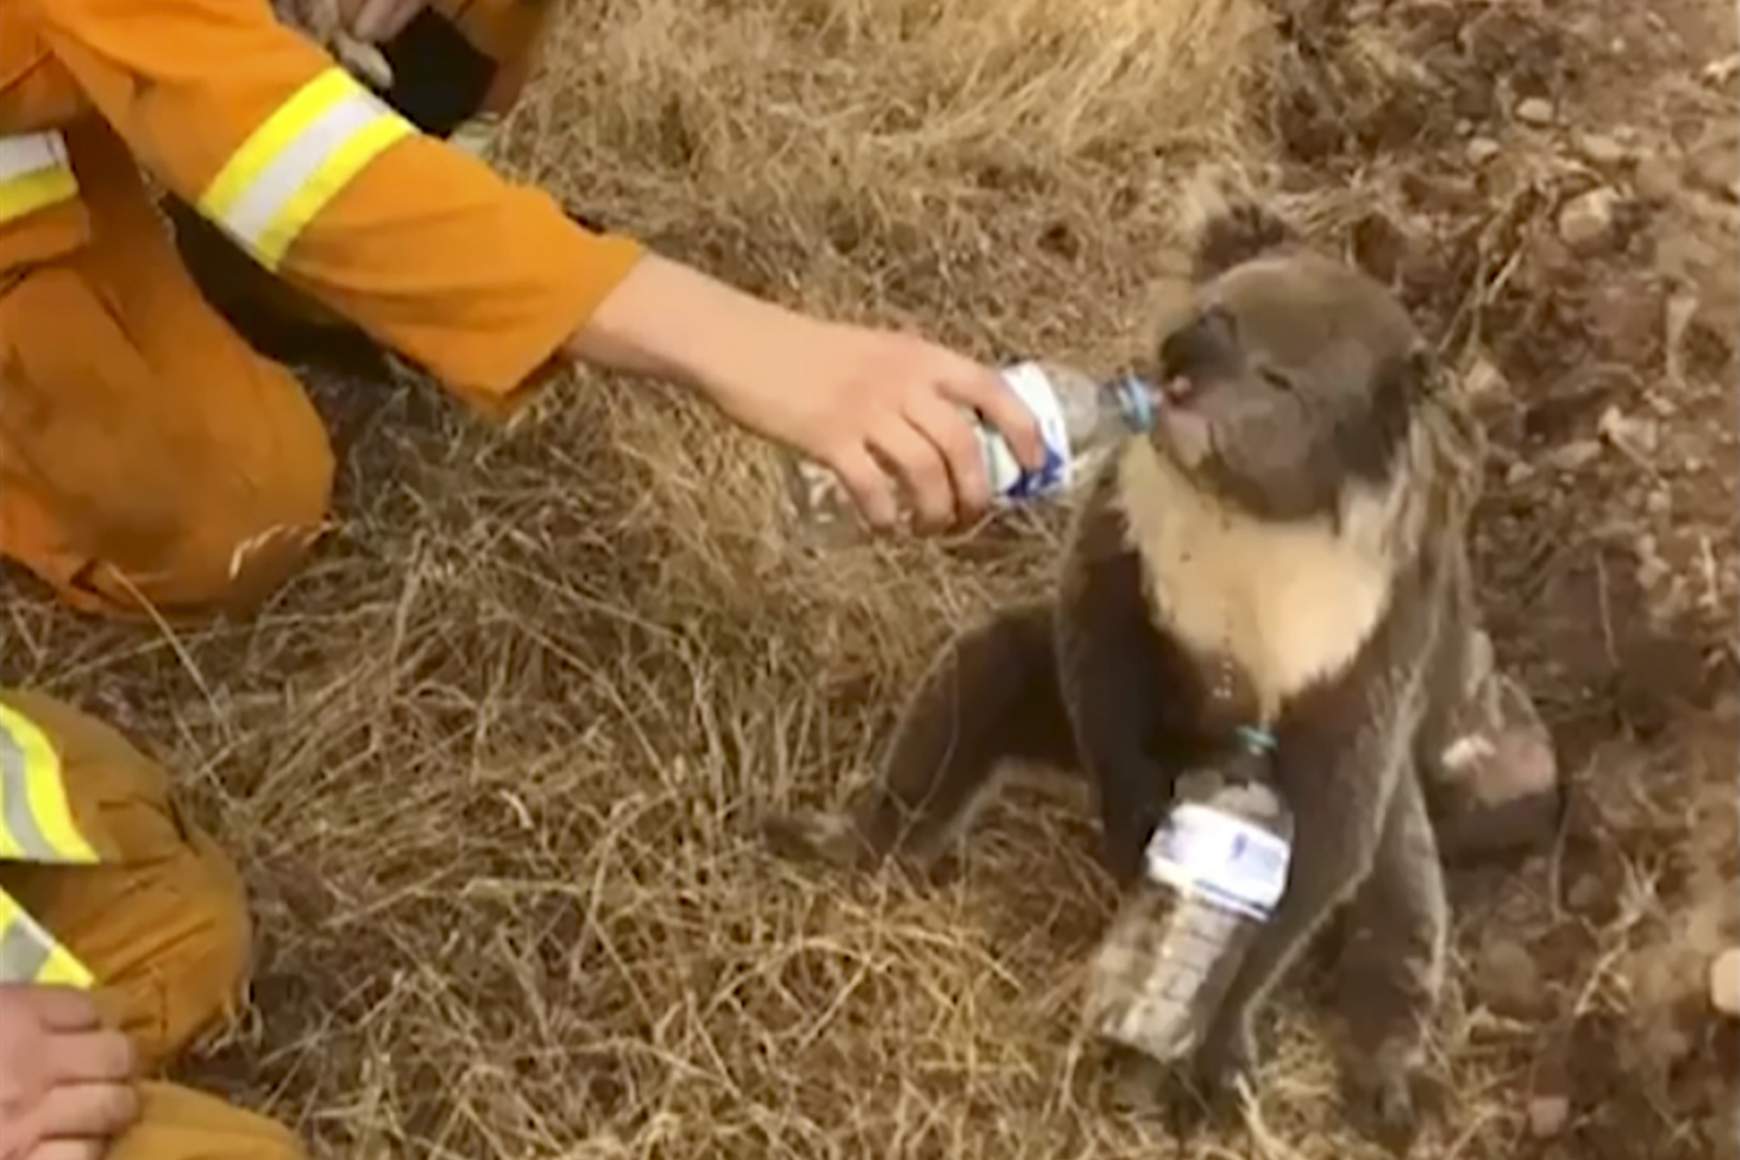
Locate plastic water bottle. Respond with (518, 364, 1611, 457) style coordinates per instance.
(1084, 728, 1294, 1064)
(784, 360, 1158, 547)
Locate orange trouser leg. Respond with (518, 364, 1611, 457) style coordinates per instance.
(0, 689, 304, 1159)
(109, 1083, 305, 1160)
(0, 118, 335, 620)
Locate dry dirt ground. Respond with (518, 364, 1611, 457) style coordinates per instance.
(3, 0, 1737, 1157)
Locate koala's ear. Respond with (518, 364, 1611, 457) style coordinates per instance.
(1406, 345, 1438, 397)
(1382, 343, 1437, 404)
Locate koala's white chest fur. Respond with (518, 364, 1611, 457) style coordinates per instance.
(1113, 440, 1402, 721)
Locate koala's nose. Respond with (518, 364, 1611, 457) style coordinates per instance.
(1159, 305, 1238, 377)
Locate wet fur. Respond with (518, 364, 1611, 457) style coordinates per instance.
(761, 201, 1534, 1150)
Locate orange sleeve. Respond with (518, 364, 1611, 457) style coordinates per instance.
(20, 0, 643, 414)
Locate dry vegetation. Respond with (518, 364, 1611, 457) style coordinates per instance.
(3, 0, 1738, 1157)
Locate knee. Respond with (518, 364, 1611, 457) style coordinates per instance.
(121, 1082, 309, 1160)
(129, 827, 257, 1066)
(93, 395, 334, 618)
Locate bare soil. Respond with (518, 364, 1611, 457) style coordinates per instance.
(3, 0, 1735, 1157)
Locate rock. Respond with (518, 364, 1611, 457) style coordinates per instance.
(1635, 156, 1681, 202)
(1711, 948, 1740, 1016)
(1637, 553, 1672, 592)
(1466, 136, 1502, 165)
(1559, 188, 1621, 254)
(1567, 873, 1604, 911)
(1477, 937, 1547, 1017)
(1463, 355, 1509, 402)
(1546, 440, 1603, 472)
(1576, 131, 1629, 166)
(1506, 461, 1536, 487)
(1646, 488, 1673, 516)
(1599, 405, 1660, 459)
(1517, 97, 1555, 126)
(1529, 1094, 1572, 1138)
(1687, 148, 1739, 200)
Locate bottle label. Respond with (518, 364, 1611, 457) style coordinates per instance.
(1143, 803, 1292, 922)
(986, 362, 1071, 500)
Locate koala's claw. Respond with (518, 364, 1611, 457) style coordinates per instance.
(1192, 1019, 1257, 1107)
(1348, 1071, 1421, 1154)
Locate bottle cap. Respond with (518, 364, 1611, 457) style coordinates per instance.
(1113, 374, 1160, 434)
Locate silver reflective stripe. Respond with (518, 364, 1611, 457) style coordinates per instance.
(0, 131, 68, 182)
(0, 726, 55, 861)
(0, 913, 50, 984)
(216, 90, 389, 252)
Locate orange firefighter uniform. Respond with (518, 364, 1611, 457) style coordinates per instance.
(0, 688, 301, 1158)
(0, 0, 645, 621)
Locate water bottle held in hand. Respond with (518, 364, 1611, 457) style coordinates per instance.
(785, 359, 1159, 546)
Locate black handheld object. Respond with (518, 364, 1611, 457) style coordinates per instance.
(371, 9, 609, 234)
(375, 8, 499, 138)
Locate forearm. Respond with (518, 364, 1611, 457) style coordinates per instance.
(563, 252, 821, 402)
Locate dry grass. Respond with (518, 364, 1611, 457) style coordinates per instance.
(3, 0, 1735, 1157)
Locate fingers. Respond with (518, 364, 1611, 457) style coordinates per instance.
(826, 444, 900, 534)
(31, 1082, 138, 1143)
(901, 391, 991, 522)
(937, 362, 1046, 472)
(350, 0, 423, 40)
(44, 1032, 134, 1087)
(28, 1139, 106, 1160)
(13, 989, 100, 1035)
(866, 417, 956, 533)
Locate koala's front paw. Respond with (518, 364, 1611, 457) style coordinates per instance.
(1192, 1014, 1257, 1110)
(1346, 1067, 1423, 1154)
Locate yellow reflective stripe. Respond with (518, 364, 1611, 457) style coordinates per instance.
(0, 131, 79, 223)
(0, 890, 92, 989)
(253, 112, 411, 267)
(36, 940, 96, 989)
(196, 67, 416, 271)
(0, 705, 99, 865)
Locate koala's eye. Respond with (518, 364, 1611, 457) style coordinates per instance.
(1258, 366, 1295, 393)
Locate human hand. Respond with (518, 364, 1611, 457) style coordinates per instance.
(0, 986, 137, 1160)
(270, 0, 400, 88)
(568, 255, 1046, 534)
(340, 0, 432, 42)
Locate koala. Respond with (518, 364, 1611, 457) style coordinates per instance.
(761, 199, 1561, 1149)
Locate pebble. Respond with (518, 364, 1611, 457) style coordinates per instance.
(1566, 873, 1604, 911)
(1637, 554, 1672, 591)
(1635, 156, 1681, 202)
(1576, 131, 1629, 166)
(1646, 488, 1673, 516)
(1558, 188, 1621, 254)
(1711, 948, 1740, 1016)
(1546, 440, 1603, 472)
(1517, 97, 1555, 126)
(1466, 136, 1502, 165)
(1476, 937, 1547, 1018)
(1599, 404, 1660, 458)
(1529, 1094, 1572, 1138)
(1506, 461, 1537, 487)
(1463, 355, 1509, 401)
